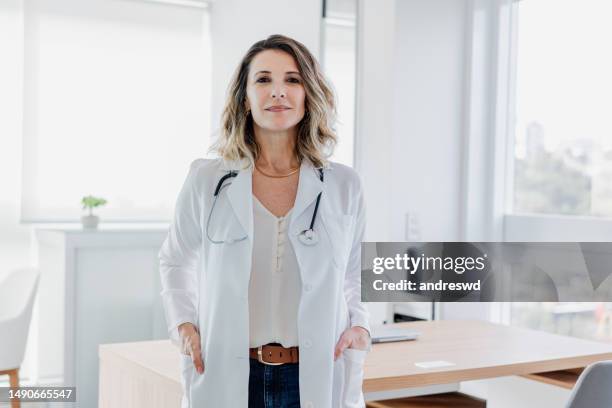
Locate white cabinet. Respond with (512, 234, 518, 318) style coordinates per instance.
(35, 225, 169, 407)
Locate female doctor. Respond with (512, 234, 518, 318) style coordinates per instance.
(159, 34, 370, 408)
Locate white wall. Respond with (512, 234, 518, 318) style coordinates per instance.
(355, 0, 490, 321)
(389, 0, 468, 242)
(355, 0, 398, 325)
(355, 0, 396, 243)
(0, 0, 32, 273)
(208, 0, 322, 140)
(0, 0, 40, 385)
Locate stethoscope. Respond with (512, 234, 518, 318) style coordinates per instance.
(205, 167, 324, 246)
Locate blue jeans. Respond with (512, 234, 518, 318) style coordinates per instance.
(248, 358, 300, 407)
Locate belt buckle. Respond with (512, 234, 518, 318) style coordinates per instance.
(257, 345, 284, 366)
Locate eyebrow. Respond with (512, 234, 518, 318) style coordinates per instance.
(254, 70, 301, 76)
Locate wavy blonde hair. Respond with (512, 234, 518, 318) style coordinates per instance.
(210, 34, 337, 169)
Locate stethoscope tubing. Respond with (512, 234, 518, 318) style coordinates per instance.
(206, 167, 324, 245)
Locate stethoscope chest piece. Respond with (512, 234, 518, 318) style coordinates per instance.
(298, 229, 318, 246)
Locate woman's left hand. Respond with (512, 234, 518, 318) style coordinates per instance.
(333, 326, 371, 361)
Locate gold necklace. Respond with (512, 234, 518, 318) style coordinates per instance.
(255, 164, 300, 178)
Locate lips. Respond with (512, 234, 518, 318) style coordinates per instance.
(266, 106, 291, 112)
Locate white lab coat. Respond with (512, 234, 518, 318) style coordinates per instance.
(159, 157, 370, 408)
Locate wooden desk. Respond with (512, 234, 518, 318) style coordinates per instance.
(99, 320, 612, 407)
(363, 320, 612, 392)
(99, 340, 183, 408)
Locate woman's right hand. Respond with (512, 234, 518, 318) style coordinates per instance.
(178, 322, 205, 374)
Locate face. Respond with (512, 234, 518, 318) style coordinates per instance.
(245, 49, 306, 133)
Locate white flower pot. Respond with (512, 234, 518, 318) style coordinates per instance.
(81, 215, 99, 229)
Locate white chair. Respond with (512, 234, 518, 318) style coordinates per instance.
(566, 361, 612, 408)
(0, 267, 40, 408)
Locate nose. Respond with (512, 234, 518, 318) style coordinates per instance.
(271, 85, 286, 99)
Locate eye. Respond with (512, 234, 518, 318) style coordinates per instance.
(287, 77, 301, 84)
(256, 77, 270, 83)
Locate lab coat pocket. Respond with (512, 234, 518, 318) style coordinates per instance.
(323, 213, 355, 270)
(179, 354, 195, 408)
(342, 348, 367, 408)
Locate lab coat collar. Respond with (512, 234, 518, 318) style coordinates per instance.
(224, 160, 253, 240)
(223, 157, 324, 239)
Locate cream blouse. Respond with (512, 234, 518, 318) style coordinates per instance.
(248, 196, 301, 348)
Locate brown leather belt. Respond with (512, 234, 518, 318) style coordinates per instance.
(249, 343, 299, 365)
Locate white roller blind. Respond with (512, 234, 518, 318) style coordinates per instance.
(21, 0, 212, 222)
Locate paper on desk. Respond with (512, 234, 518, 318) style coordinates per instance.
(414, 360, 456, 369)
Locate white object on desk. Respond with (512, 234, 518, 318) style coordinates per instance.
(414, 360, 456, 369)
(36, 224, 170, 407)
(371, 326, 420, 343)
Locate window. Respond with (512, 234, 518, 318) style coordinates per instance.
(511, 302, 612, 342)
(21, 0, 211, 222)
(506, 1, 612, 341)
(511, 0, 612, 217)
(321, 0, 357, 166)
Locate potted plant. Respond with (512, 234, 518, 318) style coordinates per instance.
(81, 195, 107, 229)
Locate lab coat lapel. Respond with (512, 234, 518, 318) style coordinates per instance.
(220, 158, 323, 241)
(223, 159, 253, 239)
(290, 160, 324, 233)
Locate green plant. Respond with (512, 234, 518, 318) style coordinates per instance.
(81, 195, 107, 216)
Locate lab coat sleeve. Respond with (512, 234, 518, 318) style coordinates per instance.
(345, 174, 371, 339)
(159, 159, 203, 347)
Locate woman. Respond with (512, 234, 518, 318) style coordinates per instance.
(159, 34, 370, 408)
